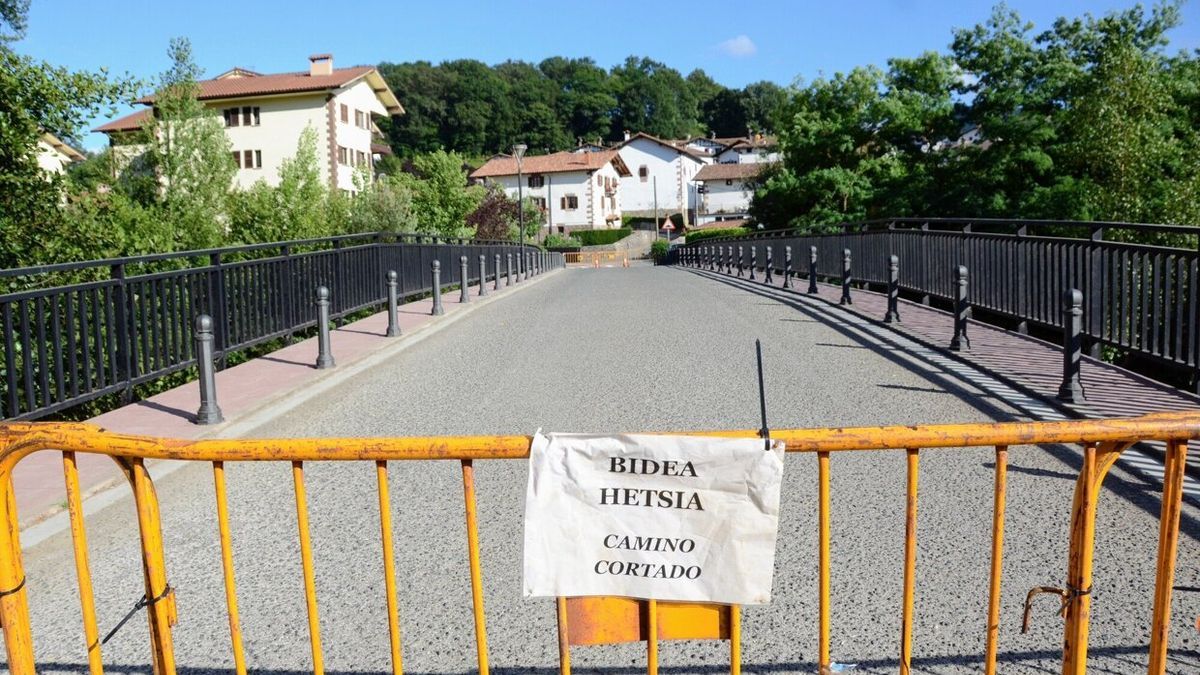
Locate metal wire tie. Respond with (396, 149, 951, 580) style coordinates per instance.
(1021, 583, 1091, 633)
(102, 584, 173, 645)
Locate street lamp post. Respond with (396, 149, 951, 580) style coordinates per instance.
(513, 143, 527, 278)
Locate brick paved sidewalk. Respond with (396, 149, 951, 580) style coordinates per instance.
(12, 270, 555, 529)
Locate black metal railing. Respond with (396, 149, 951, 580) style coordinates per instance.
(0, 232, 557, 420)
(678, 218, 1200, 390)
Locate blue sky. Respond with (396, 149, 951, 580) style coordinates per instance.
(17, 0, 1200, 150)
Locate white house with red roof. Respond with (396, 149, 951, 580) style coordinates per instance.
(94, 54, 403, 193)
(615, 132, 709, 226)
(470, 150, 631, 232)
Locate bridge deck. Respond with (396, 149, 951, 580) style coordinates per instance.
(8, 266, 1199, 674)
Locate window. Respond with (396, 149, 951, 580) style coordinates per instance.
(356, 150, 366, 167)
(638, 165, 648, 182)
(528, 174, 545, 188)
(337, 146, 348, 165)
(561, 194, 579, 210)
(726, 179, 733, 186)
(224, 108, 239, 127)
(531, 197, 547, 210)
(238, 150, 262, 169)
(340, 104, 349, 123)
(355, 110, 364, 128)
(230, 151, 239, 166)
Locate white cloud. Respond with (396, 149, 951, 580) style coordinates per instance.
(717, 35, 757, 58)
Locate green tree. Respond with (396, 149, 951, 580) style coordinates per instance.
(539, 56, 616, 145)
(375, 61, 449, 157)
(348, 172, 417, 233)
(610, 56, 699, 139)
(740, 81, 787, 134)
(142, 37, 235, 250)
(395, 150, 483, 237)
(0, 0, 137, 270)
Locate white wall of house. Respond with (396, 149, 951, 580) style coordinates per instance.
(486, 164, 624, 231)
(205, 79, 385, 192)
(697, 179, 753, 224)
(36, 140, 76, 174)
(218, 93, 328, 190)
(715, 146, 780, 164)
(331, 80, 389, 192)
(617, 138, 706, 216)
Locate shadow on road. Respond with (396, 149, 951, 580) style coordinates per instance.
(677, 266, 1200, 545)
(19, 644, 1199, 674)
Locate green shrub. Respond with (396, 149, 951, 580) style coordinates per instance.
(685, 227, 751, 243)
(572, 228, 632, 246)
(649, 238, 670, 263)
(544, 233, 582, 250)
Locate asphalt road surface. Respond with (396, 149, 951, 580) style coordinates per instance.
(13, 265, 1200, 674)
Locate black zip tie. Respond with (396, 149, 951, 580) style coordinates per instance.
(102, 584, 172, 645)
(0, 576, 25, 598)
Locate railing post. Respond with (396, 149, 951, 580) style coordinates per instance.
(430, 260, 445, 315)
(783, 246, 792, 289)
(459, 256, 471, 304)
(885, 255, 900, 323)
(506, 253, 513, 287)
(109, 262, 135, 401)
(950, 265, 970, 351)
(1057, 289, 1085, 402)
(208, 252, 229, 365)
(385, 271, 400, 337)
(479, 255, 488, 297)
(840, 249, 852, 305)
(764, 246, 774, 285)
(516, 252, 523, 283)
(494, 254, 502, 291)
(808, 246, 819, 294)
(750, 247, 757, 281)
(315, 286, 335, 369)
(726, 246, 733, 274)
(194, 314, 224, 424)
(716, 246, 723, 272)
(737, 246, 744, 277)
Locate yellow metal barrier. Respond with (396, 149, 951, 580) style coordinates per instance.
(564, 251, 630, 267)
(0, 412, 1197, 675)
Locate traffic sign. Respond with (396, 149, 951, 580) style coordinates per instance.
(661, 221, 676, 231)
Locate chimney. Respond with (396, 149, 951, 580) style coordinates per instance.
(309, 53, 333, 77)
(623, 129, 631, 142)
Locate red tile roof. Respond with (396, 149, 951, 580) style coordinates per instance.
(93, 108, 153, 133)
(135, 66, 377, 105)
(694, 163, 770, 181)
(470, 150, 630, 178)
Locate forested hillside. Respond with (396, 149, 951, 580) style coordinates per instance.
(374, 56, 786, 158)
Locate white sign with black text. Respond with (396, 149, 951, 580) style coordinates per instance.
(523, 432, 785, 605)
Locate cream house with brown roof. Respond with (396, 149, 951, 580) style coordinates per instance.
(95, 54, 403, 193)
(693, 162, 770, 225)
(470, 150, 631, 232)
(36, 133, 85, 175)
